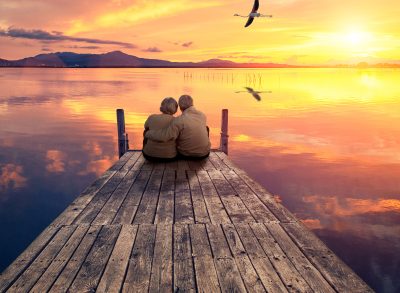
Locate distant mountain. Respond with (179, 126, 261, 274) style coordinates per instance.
(0, 51, 298, 68)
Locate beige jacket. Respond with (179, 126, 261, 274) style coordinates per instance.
(145, 106, 211, 157)
(143, 114, 177, 158)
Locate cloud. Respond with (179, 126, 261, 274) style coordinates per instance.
(0, 164, 27, 192)
(142, 47, 162, 53)
(0, 27, 136, 48)
(46, 150, 66, 173)
(64, 45, 101, 50)
(181, 41, 193, 47)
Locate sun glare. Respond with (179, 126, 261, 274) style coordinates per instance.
(344, 30, 371, 46)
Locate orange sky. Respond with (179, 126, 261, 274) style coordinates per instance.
(1, 0, 400, 64)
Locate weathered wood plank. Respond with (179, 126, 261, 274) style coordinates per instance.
(149, 224, 173, 293)
(49, 152, 137, 228)
(133, 169, 164, 224)
(123, 224, 157, 293)
(214, 151, 238, 169)
(154, 169, 175, 224)
(109, 151, 136, 171)
(264, 222, 335, 293)
(243, 223, 312, 292)
(0, 225, 59, 292)
(197, 171, 231, 224)
(201, 157, 216, 171)
(222, 224, 270, 293)
(68, 225, 121, 292)
(73, 153, 140, 224)
(8, 225, 76, 292)
(233, 168, 296, 223)
(93, 169, 140, 225)
(177, 160, 190, 170)
(30, 225, 90, 292)
(190, 224, 221, 292)
(187, 160, 204, 171)
(96, 225, 138, 293)
(206, 224, 247, 292)
(175, 170, 195, 223)
(208, 152, 231, 171)
(222, 170, 278, 222)
(232, 223, 288, 293)
(187, 170, 211, 223)
(141, 158, 156, 170)
(165, 160, 178, 170)
(49, 225, 102, 292)
(174, 224, 196, 292)
(282, 221, 373, 293)
(209, 168, 255, 223)
(112, 170, 152, 224)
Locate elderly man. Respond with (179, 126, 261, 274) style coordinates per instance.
(145, 95, 211, 159)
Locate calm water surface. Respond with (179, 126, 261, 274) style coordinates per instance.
(0, 68, 399, 292)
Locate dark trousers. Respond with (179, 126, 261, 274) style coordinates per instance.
(142, 152, 177, 162)
(177, 152, 210, 160)
(143, 151, 209, 162)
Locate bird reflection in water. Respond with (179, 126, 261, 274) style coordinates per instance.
(235, 87, 272, 101)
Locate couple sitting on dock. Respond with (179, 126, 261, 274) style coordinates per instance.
(143, 94, 211, 161)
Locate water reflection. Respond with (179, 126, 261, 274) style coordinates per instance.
(0, 68, 399, 292)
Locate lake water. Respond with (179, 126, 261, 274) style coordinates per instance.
(1, 68, 399, 292)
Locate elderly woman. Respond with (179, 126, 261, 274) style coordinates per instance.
(143, 97, 178, 161)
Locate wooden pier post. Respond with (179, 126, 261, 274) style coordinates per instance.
(116, 109, 129, 158)
(220, 109, 229, 154)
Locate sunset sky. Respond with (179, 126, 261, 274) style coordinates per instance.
(1, 0, 400, 65)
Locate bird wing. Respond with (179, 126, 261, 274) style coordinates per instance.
(245, 87, 255, 93)
(244, 17, 254, 27)
(252, 93, 262, 101)
(251, 0, 259, 13)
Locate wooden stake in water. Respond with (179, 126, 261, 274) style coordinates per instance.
(117, 109, 129, 158)
(220, 109, 229, 154)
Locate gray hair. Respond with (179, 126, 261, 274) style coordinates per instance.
(160, 97, 178, 115)
(179, 95, 194, 111)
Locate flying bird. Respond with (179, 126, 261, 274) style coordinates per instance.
(234, 0, 272, 27)
(235, 87, 272, 101)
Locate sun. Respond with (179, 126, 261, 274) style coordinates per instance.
(344, 30, 371, 46)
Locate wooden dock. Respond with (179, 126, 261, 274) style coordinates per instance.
(0, 151, 372, 292)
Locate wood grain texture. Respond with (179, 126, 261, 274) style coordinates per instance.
(73, 153, 139, 224)
(197, 170, 231, 224)
(233, 223, 288, 293)
(282, 221, 373, 293)
(96, 225, 138, 293)
(112, 170, 152, 224)
(175, 170, 195, 224)
(68, 225, 121, 292)
(49, 225, 102, 292)
(264, 222, 335, 293)
(206, 224, 247, 293)
(8, 225, 76, 292)
(123, 224, 157, 293)
(190, 224, 221, 292)
(187, 170, 211, 224)
(0, 225, 60, 292)
(174, 224, 196, 292)
(149, 224, 173, 293)
(133, 169, 164, 224)
(30, 225, 90, 292)
(154, 169, 175, 224)
(222, 224, 273, 293)
(244, 223, 312, 292)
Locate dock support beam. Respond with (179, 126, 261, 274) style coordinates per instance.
(117, 109, 129, 158)
(220, 109, 229, 154)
